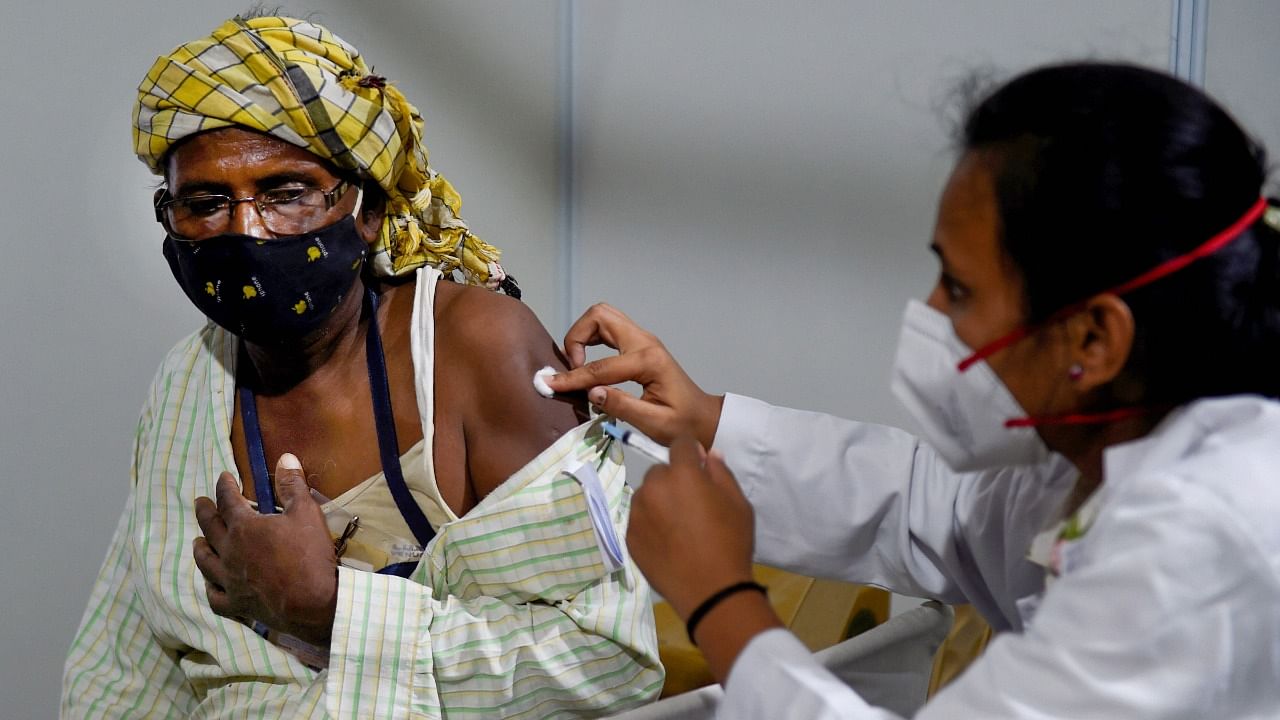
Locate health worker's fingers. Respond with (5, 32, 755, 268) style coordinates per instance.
(561, 303, 659, 369)
(666, 435, 706, 470)
(592, 386, 678, 435)
(704, 449, 746, 502)
(544, 352, 655, 395)
(705, 448, 730, 480)
(634, 436, 705, 496)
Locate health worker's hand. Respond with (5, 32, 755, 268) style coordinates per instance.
(627, 437, 756, 621)
(629, 437, 783, 684)
(193, 453, 337, 647)
(544, 303, 725, 448)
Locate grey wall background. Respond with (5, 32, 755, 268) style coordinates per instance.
(569, 0, 1171, 431)
(1206, 1, 1280, 196)
(2, 1, 1275, 716)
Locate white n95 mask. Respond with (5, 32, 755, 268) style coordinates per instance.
(889, 198, 1271, 473)
(890, 299, 1051, 473)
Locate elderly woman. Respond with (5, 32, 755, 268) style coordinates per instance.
(62, 15, 659, 718)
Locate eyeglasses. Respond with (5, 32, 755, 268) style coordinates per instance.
(155, 180, 352, 240)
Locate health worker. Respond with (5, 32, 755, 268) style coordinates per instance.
(548, 62, 1280, 718)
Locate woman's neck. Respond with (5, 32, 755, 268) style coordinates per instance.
(240, 279, 372, 395)
(1045, 410, 1169, 514)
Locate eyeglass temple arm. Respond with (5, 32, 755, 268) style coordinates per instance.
(322, 180, 352, 210)
(153, 190, 170, 223)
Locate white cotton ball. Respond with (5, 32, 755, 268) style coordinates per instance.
(532, 366, 556, 398)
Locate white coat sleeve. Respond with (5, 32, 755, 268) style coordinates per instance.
(719, 471, 1280, 719)
(713, 393, 1076, 630)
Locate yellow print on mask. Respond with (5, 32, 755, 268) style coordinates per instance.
(293, 300, 308, 314)
(307, 246, 322, 262)
(204, 282, 216, 296)
(243, 286, 258, 300)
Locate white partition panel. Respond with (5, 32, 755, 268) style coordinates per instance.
(1204, 0, 1280, 195)
(570, 0, 1171, 431)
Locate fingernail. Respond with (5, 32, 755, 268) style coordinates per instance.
(279, 453, 302, 470)
(589, 388, 606, 406)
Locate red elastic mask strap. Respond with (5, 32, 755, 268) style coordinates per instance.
(1004, 407, 1151, 429)
(957, 197, 1268, 373)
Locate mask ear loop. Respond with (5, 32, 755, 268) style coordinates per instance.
(955, 197, 1268, 428)
(1005, 407, 1152, 429)
(960, 197, 1268, 374)
(350, 185, 373, 282)
(350, 185, 365, 220)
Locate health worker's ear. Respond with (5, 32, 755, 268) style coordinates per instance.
(1062, 293, 1135, 392)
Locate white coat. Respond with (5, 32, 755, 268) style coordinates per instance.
(711, 393, 1280, 718)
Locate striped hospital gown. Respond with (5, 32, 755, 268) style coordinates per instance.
(61, 322, 662, 718)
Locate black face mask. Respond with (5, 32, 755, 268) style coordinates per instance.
(163, 215, 369, 345)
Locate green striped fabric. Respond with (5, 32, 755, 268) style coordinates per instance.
(62, 323, 663, 719)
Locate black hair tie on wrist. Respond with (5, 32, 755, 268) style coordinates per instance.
(685, 581, 768, 645)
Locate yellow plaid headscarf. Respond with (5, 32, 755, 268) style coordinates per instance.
(134, 15, 513, 290)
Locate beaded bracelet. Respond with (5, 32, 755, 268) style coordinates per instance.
(685, 581, 768, 645)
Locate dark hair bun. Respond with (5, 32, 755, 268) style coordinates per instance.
(963, 63, 1278, 403)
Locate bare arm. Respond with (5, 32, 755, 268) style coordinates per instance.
(435, 285, 590, 500)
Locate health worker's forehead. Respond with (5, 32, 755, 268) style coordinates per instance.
(932, 152, 1002, 277)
